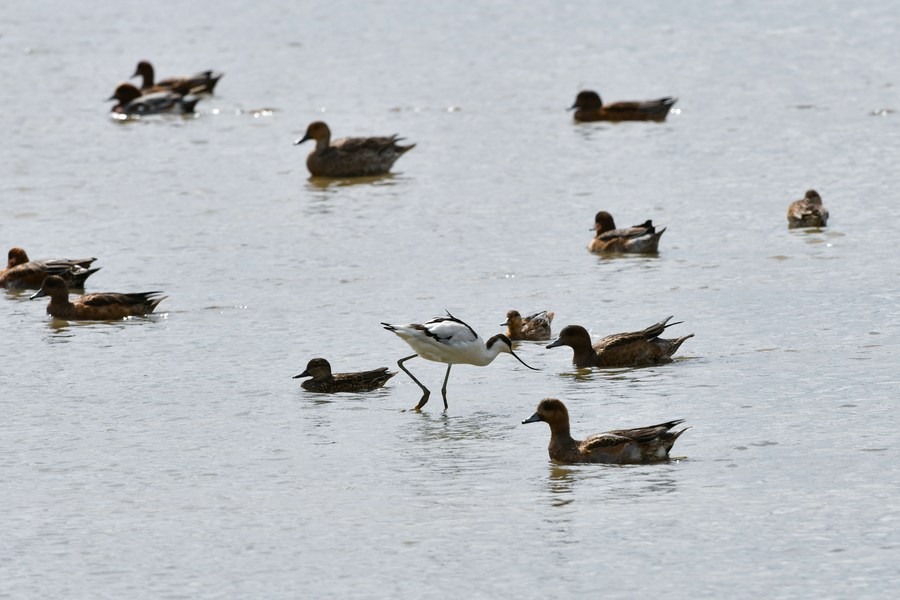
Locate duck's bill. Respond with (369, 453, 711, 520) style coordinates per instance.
(500, 320, 509, 326)
(522, 412, 543, 424)
(510, 349, 539, 370)
(292, 370, 310, 379)
(293, 134, 310, 145)
(30, 289, 47, 300)
(545, 338, 563, 349)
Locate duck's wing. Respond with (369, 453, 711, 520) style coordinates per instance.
(331, 135, 409, 154)
(598, 223, 654, 241)
(594, 316, 678, 351)
(334, 367, 394, 382)
(81, 291, 165, 307)
(604, 97, 676, 117)
(41, 257, 97, 269)
(124, 90, 197, 115)
(580, 431, 633, 451)
(605, 419, 686, 444)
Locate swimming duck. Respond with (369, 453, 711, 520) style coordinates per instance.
(131, 60, 223, 95)
(570, 90, 677, 122)
(502, 310, 555, 341)
(30, 275, 166, 320)
(589, 211, 665, 254)
(522, 398, 689, 464)
(1, 247, 99, 289)
(546, 317, 693, 368)
(108, 83, 200, 116)
(294, 121, 415, 178)
(787, 189, 829, 228)
(293, 358, 396, 393)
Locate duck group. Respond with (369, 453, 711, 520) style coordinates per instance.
(5, 68, 839, 468)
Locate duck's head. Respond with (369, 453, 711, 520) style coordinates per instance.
(592, 211, 616, 233)
(7, 247, 29, 269)
(108, 83, 142, 104)
(570, 90, 603, 110)
(486, 334, 539, 370)
(501, 310, 523, 328)
(131, 60, 154, 81)
(30, 275, 69, 301)
(546, 325, 591, 351)
(293, 357, 332, 379)
(294, 121, 332, 145)
(522, 398, 569, 426)
(804, 189, 822, 204)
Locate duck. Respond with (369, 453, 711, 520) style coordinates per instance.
(522, 398, 689, 464)
(108, 83, 200, 116)
(131, 60, 223, 95)
(787, 189, 829, 228)
(30, 275, 166, 320)
(570, 90, 677, 122)
(589, 211, 665, 254)
(502, 310, 555, 341)
(1, 247, 100, 290)
(294, 121, 415, 178)
(293, 357, 396, 393)
(546, 317, 693, 368)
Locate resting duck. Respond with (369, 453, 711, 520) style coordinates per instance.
(522, 398, 689, 464)
(1, 247, 99, 289)
(502, 310, 555, 341)
(589, 211, 665, 254)
(131, 60, 223, 95)
(570, 90, 677, 122)
(108, 83, 200, 116)
(293, 358, 396, 393)
(294, 121, 415, 177)
(787, 189, 829, 228)
(30, 275, 166, 320)
(546, 317, 693, 368)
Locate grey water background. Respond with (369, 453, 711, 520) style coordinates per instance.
(2, 0, 899, 597)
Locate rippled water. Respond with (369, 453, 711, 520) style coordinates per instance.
(2, 0, 899, 597)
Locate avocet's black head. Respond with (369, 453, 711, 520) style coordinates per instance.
(486, 334, 539, 370)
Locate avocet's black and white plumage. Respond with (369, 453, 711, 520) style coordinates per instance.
(382, 312, 538, 411)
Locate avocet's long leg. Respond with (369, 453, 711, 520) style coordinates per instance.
(398, 354, 430, 410)
(440, 364, 452, 410)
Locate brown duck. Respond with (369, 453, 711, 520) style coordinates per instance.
(30, 275, 166, 320)
(293, 357, 396, 393)
(294, 121, 415, 177)
(546, 317, 693, 368)
(502, 310, 554, 341)
(131, 60, 223, 95)
(787, 189, 829, 228)
(570, 90, 677, 122)
(522, 398, 689, 464)
(1, 247, 99, 289)
(588, 211, 665, 254)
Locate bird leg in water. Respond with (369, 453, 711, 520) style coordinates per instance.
(398, 354, 431, 410)
(440, 364, 452, 410)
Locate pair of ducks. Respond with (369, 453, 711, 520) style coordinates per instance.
(2, 247, 167, 320)
(503, 310, 692, 371)
(587, 188, 831, 256)
(294, 355, 687, 465)
(294, 88, 675, 178)
(108, 60, 223, 116)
